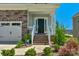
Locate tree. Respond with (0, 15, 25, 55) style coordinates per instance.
(54, 22, 66, 45)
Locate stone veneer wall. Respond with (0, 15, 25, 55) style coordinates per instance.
(0, 10, 27, 36)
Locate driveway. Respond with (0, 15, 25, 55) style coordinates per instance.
(0, 44, 50, 56)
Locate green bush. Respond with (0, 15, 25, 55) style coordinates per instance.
(1, 48, 15, 56)
(54, 23, 67, 45)
(54, 44, 60, 52)
(15, 34, 31, 48)
(25, 48, 36, 56)
(22, 34, 31, 43)
(43, 47, 53, 56)
(15, 40, 24, 48)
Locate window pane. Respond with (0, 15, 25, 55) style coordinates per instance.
(1, 23, 10, 26)
(12, 23, 20, 26)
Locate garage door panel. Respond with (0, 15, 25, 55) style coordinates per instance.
(0, 26, 10, 41)
(10, 26, 22, 41)
(0, 21, 22, 42)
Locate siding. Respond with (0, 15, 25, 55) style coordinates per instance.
(73, 16, 79, 38)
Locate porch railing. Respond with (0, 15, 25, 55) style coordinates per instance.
(31, 25, 36, 44)
(47, 23, 51, 45)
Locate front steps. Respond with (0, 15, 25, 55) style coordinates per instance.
(33, 34, 49, 45)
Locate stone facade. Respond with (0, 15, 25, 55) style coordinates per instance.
(0, 10, 27, 36)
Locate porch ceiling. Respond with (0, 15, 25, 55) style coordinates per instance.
(0, 4, 59, 12)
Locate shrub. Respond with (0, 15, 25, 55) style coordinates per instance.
(51, 36, 55, 44)
(15, 40, 24, 48)
(54, 44, 60, 52)
(54, 23, 67, 45)
(15, 34, 31, 48)
(58, 38, 79, 56)
(22, 34, 31, 43)
(43, 47, 53, 56)
(25, 48, 36, 56)
(1, 48, 15, 56)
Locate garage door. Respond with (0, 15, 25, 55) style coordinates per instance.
(0, 21, 22, 42)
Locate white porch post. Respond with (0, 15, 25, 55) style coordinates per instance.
(50, 14, 53, 35)
(50, 12, 56, 35)
(46, 18, 51, 45)
(48, 14, 52, 45)
(53, 12, 56, 35)
(48, 11, 56, 45)
(27, 11, 34, 44)
(27, 11, 29, 29)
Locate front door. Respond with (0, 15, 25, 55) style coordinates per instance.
(38, 19, 44, 33)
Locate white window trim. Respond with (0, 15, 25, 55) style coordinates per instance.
(34, 17, 48, 33)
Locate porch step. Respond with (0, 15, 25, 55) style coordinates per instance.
(33, 34, 49, 45)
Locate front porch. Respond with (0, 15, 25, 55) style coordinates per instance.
(27, 12, 55, 45)
(31, 22, 51, 45)
(25, 4, 59, 45)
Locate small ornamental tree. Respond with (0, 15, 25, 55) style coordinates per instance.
(54, 22, 67, 45)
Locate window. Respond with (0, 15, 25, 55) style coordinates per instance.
(12, 23, 20, 26)
(1, 23, 10, 26)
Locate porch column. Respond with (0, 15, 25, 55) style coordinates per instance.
(53, 13, 56, 35)
(50, 9, 56, 35)
(50, 14, 54, 35)
(27, 11, 34, 44)
(48, 14, 52, 46)
(50, 12, 56, 35)
(27, 10, 29, 29)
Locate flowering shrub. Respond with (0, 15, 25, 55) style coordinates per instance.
(58, 37, 79, 56)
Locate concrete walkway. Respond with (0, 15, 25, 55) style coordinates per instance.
(0, 44, 50, 56)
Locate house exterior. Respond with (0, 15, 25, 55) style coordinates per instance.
(73, 12, 79, 38)
(0, 4, 59, 45)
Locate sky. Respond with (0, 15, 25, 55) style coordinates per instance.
(56, 3, 79, 30)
